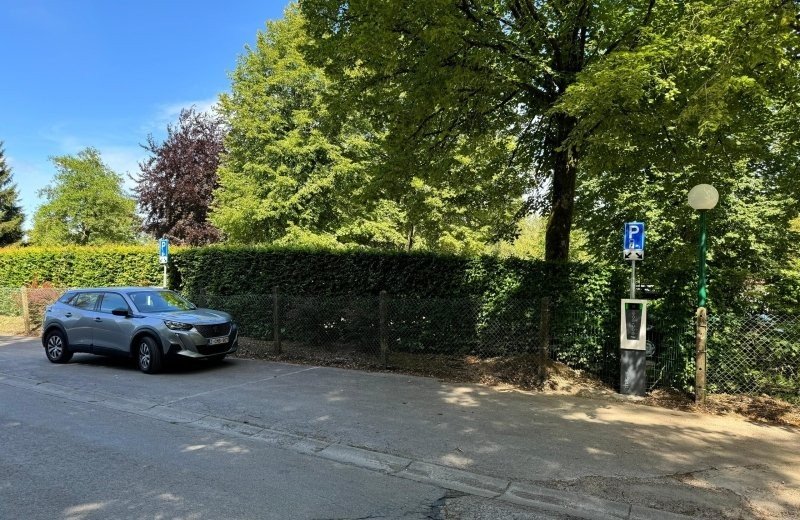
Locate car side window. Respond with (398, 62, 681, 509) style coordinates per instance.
(99, 293, 129, 314)
(71, 292, 100, 311)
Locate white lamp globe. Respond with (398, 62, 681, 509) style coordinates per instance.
(688, 184, 719, 210)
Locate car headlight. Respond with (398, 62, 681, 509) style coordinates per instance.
(164, 320, 193, 331)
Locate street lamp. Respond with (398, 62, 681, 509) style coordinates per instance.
(688, 184, 719, 308)
(688, 183, 718, 405)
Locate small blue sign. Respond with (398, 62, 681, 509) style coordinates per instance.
(159, 238, 169, 264)
(623, 222, 645, 261)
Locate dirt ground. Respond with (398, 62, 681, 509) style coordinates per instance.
(237, 336, 800, 428)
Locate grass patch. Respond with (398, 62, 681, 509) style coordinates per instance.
(0, 315, 25, 335)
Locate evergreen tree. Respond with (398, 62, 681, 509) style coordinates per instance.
(0, 142, 24, 246)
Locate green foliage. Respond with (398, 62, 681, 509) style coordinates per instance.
(213, 5, 524, 254)
(492, 216, 592, 262)
(556, 0, 800, 313)
(30, 148, 140, 246)
(0, 142, 23, 246)
(0, 246, 163, 287)
(169, 244, 618, 302)
(299, 0, 669, 260)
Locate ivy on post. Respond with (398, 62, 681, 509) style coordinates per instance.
(695, 307, 708, 405)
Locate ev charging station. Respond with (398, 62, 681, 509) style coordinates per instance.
(621, 222, 647, 396)
(620, 298, 647, 395)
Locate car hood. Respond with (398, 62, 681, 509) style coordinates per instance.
(156, 308, 232, 324)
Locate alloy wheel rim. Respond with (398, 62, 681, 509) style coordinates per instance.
(47, 336, 63, 359)
(139, 343, 150, 369)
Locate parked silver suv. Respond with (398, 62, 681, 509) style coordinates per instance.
(41, 287, 238, 374)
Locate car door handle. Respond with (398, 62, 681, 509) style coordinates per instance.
(94, 317, 102, 322)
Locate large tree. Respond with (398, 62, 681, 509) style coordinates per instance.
(31, 148, 139, 246)
(300, 0, 799, 261)
(135, 108, 225, 245)
(0, 142, 24, 246)
(212, 6, 526, 253)
(556, 0, 800, 309)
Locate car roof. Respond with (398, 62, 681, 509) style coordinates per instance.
(66, 287, 171, 293)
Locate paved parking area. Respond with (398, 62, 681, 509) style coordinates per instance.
(1, 335, 798, 519)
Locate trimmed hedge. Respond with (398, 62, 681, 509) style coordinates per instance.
(169, 245, 623, 305)
(0, 246, 165, 288)
(0, 245, 627, 372)
(0, 244, 624, 315)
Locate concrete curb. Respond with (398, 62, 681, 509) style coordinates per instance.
(396, 461, 509, 498)
(318, 444, 411, 474)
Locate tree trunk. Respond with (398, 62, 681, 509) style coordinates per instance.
(544, 114, 578, 262)
(406, 223, 415, 252)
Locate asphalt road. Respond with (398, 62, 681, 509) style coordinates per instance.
(0, 337, 574, 520)
(2, 335, 797, 519)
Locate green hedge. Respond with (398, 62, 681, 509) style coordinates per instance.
(169, 245, 623, 303)
(0, 244, 624, 308)
(0, 244, 627, 373)
(0, 246, 164, 287)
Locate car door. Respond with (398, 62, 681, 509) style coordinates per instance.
(93, 292, 136, 354)
(64, 292, 102, 348)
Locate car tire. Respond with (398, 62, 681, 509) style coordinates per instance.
(136, 336, 163, 374)
(44, 330, 72, 364)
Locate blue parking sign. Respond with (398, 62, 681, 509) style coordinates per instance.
(623, 222, 645, 261)
(159, 238, 169, 264)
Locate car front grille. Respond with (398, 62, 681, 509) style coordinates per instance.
(194, 322, 231, 338)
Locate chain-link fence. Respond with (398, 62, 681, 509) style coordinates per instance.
(0, 287, 65, 335)
(707, 313, 800, 401)
(2, 286, 798, 400)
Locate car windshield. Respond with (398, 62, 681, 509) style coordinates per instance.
(129, 290, 196, 313)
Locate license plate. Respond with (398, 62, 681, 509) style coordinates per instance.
(208, 336, 228, 346)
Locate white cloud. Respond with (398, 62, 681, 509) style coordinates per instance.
(142, 96, 221, 135)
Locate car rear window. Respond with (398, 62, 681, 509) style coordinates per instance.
(71, 292, 101, 310)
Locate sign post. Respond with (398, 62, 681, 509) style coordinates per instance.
(621, 222, 646, 396)
(159, 238, 169, 288)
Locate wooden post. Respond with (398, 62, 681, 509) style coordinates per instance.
(538, 297, 551, 382)
(379, 290, 388, 367)
(273, 286, 282, 355)
(695, 307, 708, 405)
(20, 287, 30, 336)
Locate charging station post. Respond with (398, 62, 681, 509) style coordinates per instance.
(621, 222, 647, 396)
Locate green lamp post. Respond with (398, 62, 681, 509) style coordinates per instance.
(688, 184, 719, 307)
(688, 183, 718, 405)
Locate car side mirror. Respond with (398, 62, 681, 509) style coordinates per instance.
(112, 308, 130, 317)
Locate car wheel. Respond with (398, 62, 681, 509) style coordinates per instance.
(44, 330, 73, 364)
(136, 336, 163, 374)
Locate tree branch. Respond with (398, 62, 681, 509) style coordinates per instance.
(604, 0, 656, 55)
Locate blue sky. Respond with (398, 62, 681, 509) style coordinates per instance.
(0, 0, 290, 229)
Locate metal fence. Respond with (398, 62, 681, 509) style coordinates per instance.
(707, 313, 800, 400)
(1, 286, 797, 401)
(0, 286, 65, 335)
